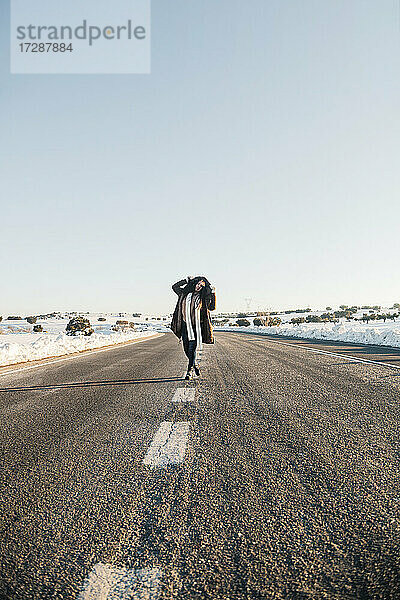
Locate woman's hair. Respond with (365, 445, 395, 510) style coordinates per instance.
(184, 275, 212, 297)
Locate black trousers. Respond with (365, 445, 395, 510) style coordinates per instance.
(181, 321, 197, 370)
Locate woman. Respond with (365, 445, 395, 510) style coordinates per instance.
(171, 276, 216, 379)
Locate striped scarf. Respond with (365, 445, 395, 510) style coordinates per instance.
(184, 292, 203, 351)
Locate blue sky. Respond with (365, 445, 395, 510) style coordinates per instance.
(1, 0, 399, 315)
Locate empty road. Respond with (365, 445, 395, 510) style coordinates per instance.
(1, 331, 400, 600)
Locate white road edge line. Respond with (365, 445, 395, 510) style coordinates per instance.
(237, 332, 400, 370)
(143, 422, 190, 467)
(77, 563, 162, 600)
(172, 388, 195, 402)
(0, 334, 165, 378)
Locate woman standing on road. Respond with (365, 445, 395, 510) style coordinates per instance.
(171, 276, 216, 380)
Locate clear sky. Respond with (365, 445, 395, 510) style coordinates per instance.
(1, 0, 399, 316)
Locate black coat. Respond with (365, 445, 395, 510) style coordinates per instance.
(170, 279, 216, 343)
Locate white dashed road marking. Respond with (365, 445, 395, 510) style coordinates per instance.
(172, 388, 195, 403)
(143, 422, 190, 467)
(77, 563, 162, 600)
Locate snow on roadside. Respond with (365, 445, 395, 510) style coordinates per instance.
(215, 321, 400, 348)
(0, 328, 163, 367)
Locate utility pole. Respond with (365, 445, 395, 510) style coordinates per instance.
(244, 298, 252, 312)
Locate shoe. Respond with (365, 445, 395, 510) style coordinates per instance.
(193, 365, 200, 376)
(184, 369, 192, 380)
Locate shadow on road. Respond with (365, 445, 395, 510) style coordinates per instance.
(0, 376, 184, 393)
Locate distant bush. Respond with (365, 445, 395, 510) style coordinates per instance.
(0, 316, 2, 322)
(268, 317, 282, 326)
(7, 316, 22, 320)
(306, 315, 322, 323)
(253, 318, 266, 326)
(33, 324, 43, 333)
(26, 316, 37, 324)
(237, 313, 248, 318)
(66, 316, 94, 336)
(284, 308, 311, 315)
(236, 319, 250, 327)
(291, 317, 305, 325)
(320, 312, 334, 321)
(212, 318, 229, 326)
(112, 320, 135, 331)
(334, 310, 348, 319)
(98, 317, 106, 321)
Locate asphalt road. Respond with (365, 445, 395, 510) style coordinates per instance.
(1, 331, 400, 600)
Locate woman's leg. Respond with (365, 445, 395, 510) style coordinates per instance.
(181, 322, 190, 360)
(182, 323, 197, 374)
(187, 339, 197, 370)
(181, 322, 193, 374)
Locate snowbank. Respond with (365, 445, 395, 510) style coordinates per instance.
(215, 321, 400, 348)
(0, 329, 162, 367)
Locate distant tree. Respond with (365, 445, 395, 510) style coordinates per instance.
(0, 316, 2, 322)
(236, 319, 250, 327)
(7, 316, 22, 320)
(26, 316, 37, 324)
(373, 305, 381, 311)
(325, 306, 332, 311)
(98, 317, 106, 321)
(393, 303, 400, 309)
(339, 305, 348, 310)
(237, 313, 248, 318)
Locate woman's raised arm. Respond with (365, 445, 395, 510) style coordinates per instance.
(172, 278, 188, 295)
